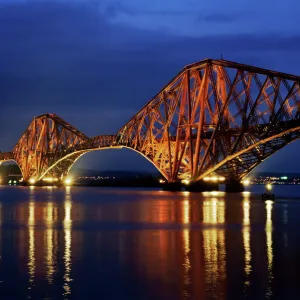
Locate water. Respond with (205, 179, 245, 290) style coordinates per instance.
(0, 186, 300, 299)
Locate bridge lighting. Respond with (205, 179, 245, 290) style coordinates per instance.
(64, 178, 72, 185)
(242, 179, 250, 186)
(211, 191, 220, 196)
(182, 179, 190, 185)
(159, 179, 165, 184)
(266, 183, 272, 191)
(242, 191, 251, 196)
(203, 176, 225, 182)
(29, 178, 36, 185)
(42, 177, 55, 182)
(0, 177, 2, 184)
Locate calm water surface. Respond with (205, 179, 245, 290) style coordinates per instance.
(0, 185, 299, 299)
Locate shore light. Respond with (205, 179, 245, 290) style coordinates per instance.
(64, 177, 72, 185)
(182, 179, 190, 185)
(266, 183, 272, 191)
(242, 179, 250, 186)
(29, 178, 36, 185)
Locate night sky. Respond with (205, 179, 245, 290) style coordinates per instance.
(1, 0, 300, 173)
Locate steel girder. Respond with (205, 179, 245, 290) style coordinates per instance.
(2, 59, 300, 183)
(11, 113, 89, 181)
(10, 113, 115, 182)
(116, 59, 300, 182)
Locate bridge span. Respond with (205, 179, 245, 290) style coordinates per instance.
(1, 58, 300, 190)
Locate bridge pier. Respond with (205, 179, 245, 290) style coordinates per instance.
(163, 180, 219, 192)
(225, 180, 244, 193)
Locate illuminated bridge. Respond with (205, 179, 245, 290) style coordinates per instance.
(1, 59, 300, 190)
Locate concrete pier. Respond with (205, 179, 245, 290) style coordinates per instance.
(225, 180, 244, 193)
(163, 180, 219, 192)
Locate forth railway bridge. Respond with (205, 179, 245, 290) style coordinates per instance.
(1, 59, 300, 192)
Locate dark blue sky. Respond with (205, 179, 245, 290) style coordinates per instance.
(0, 0, 300, 173)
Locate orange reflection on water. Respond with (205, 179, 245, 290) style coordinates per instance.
(28, 190, 35, 287)
(265, 200, 273, 298)
(203, 198, 226, 297)
(243, 196, 252, 291)
(45, 202, 55, 284)
(63, 186, 72, 296)
(203, 198, 225, 224)
(182, 199, 191, 294)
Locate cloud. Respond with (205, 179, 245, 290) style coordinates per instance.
(105, 3, 193, 18)
(1, 0, 300, 152)
(199, 12, 243, 23)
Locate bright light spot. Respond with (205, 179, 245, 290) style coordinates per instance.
(13, 180, 17, 184)
(64, 178, 72, 185)
(159, 179, 165, 184)
(242, 179, 250, 186)
(0, 177, 2, 184)
(43, 177, 54, 182)
(212, 199, 218, 206)
(243, 191, 251, 195)
(266, 184, 272, 191)
(265, 200, 274, 205)
(211, 191, 220, 196)
(281, 176, 288, 180)
(203, 176, 225, 182)
(182, 179, 190, 185)
(29, 178, 36, 185)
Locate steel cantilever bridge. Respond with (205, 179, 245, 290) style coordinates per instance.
(1, 58, 300, 186)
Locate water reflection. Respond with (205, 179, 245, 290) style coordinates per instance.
(0, 187, 298, 299)
(182, 200, 191, 298)
(265, 200, 274, 298)
(45, 201, 55, 284)
(28, 188, 35, 287)
(203, 198, 226, 298)
(63, 186, 72, 296)
(243, 194, 252, 293)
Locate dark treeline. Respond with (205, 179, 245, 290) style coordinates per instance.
(0, 164, 22, 177)
(74, 176, 161, 187)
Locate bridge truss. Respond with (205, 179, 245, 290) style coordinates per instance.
(116, 59, 300, 182)
(1, 59, 300, 184)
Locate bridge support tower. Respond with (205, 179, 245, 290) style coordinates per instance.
(225, 179, 244, 193)
(163, 180, 219, 192)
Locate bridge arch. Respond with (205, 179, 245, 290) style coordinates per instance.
(0, 159, 24, 181)
(197, 126, 300, 181)
(38, 146, 168, 183)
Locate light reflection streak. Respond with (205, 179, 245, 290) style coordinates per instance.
(243, 197, 251, 291)
(28, 190, 35, 287)
(45, 202, 54, 284)
(182, 200, 191, 291)
(265, 200, 273, 298)
(63, 187, 72, 296)
(203, 198, 226, 293)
